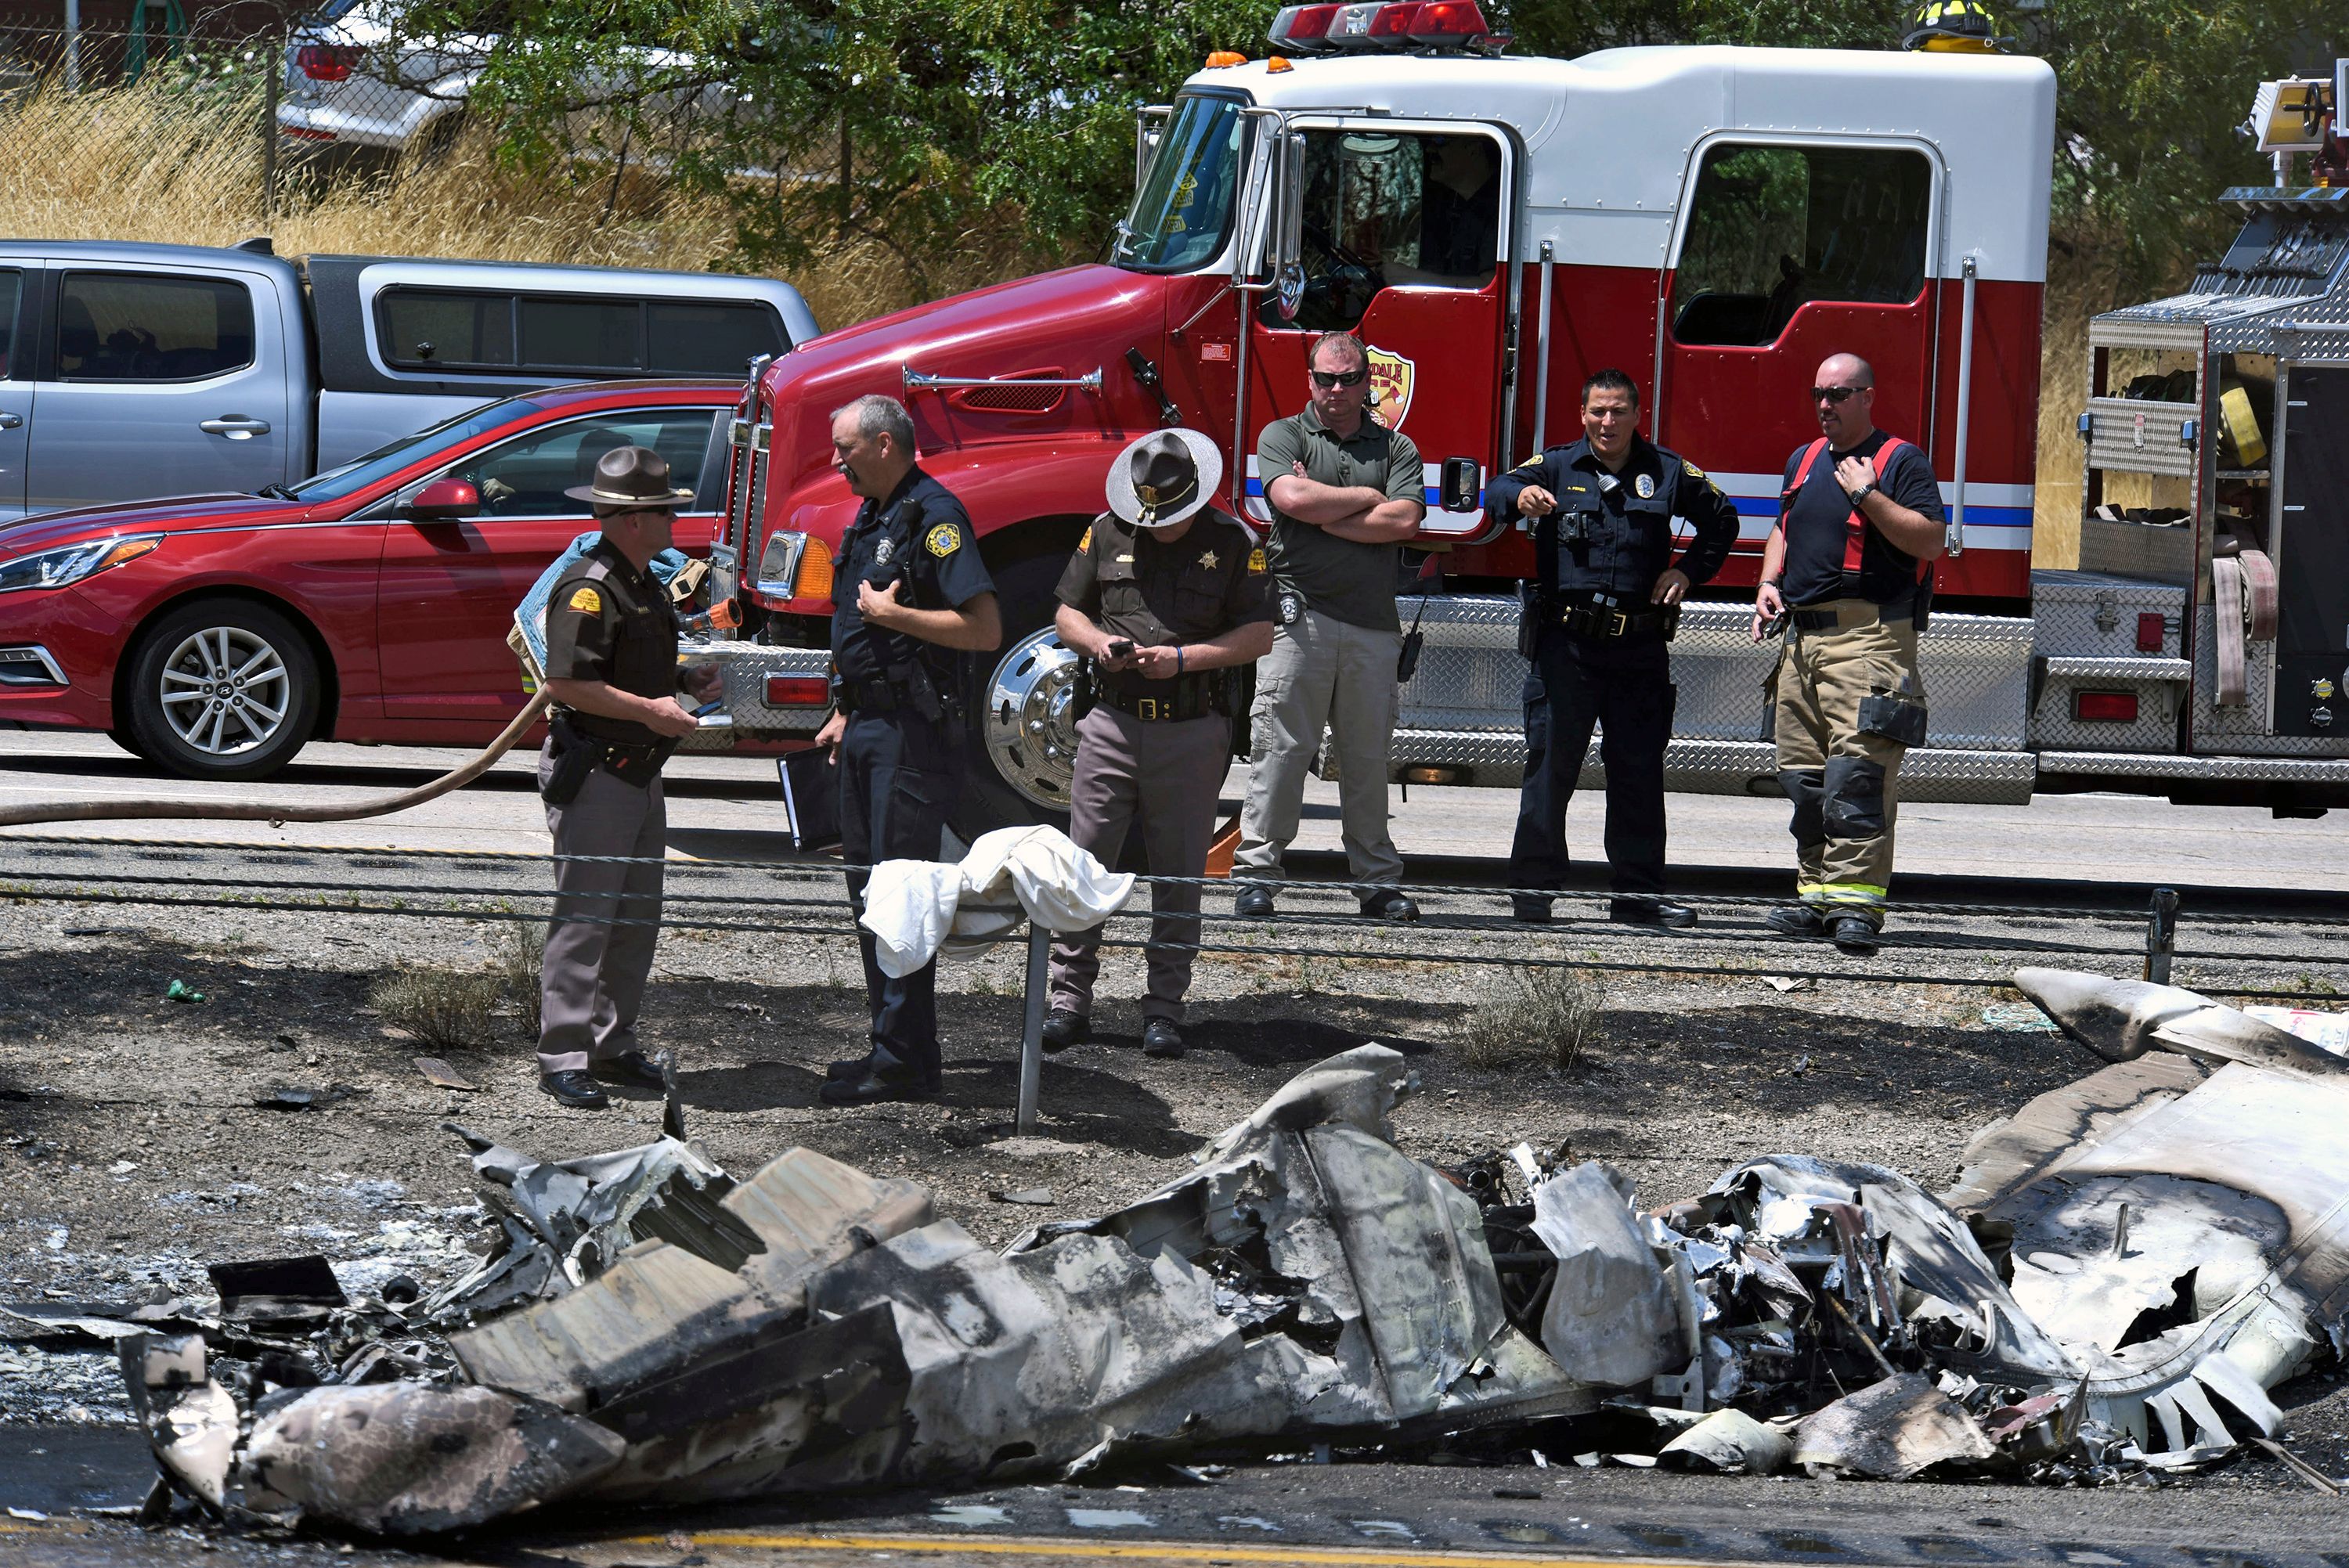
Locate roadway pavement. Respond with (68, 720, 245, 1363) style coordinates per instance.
(4, 730, 2347, 903)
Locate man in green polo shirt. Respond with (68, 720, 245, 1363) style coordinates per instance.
(1236, 330, 1427, 921)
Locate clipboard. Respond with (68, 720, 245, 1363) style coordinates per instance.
(778, 748, 842, 853)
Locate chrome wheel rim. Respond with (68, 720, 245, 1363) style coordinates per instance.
(981, 626, 1083, 811)
(156, 625, 291, 758)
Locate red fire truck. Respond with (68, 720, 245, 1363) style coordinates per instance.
(696, 14, 2349, 835)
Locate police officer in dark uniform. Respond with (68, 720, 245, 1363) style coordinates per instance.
(1040, 429, 1273, 1060)
(535, 445, 720, 1109)
(811, 394, 1001, 1108)
(1484, 369, 1739, 928)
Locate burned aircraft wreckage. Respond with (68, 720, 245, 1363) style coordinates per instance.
(106, 969, 2349, 1534)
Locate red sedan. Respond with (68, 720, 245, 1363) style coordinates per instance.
(0, 380, 738, 779)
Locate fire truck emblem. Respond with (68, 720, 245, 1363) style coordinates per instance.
(1365, 345, 1415, 430)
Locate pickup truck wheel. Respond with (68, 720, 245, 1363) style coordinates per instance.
(124, 600, 321, 782)
(957, 549, 1079, 838)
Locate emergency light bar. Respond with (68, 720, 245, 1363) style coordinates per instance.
(1268, 0, 1492, 53)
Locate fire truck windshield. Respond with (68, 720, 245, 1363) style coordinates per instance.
(1113, 95, 1248, 273)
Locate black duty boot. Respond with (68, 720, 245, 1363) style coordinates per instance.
(539, 1070, 609, 1110)
(591, 1049, 667, 1088)
(1609, 897, 1697, 930)
(827, 1052, 876, 1080)
(819, 1069, 939, 1108)
(1359, 889, 1420, 921)
(1765, 903, 1826, 939)
(1040, 1008, 1088, 1054)
(1142, 1018, 1185, 1059)
(1510, 899, 1554, 924)
(1234, 883, 1276, 919)
(1828, 914, 1880, 956)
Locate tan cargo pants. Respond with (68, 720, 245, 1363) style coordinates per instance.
(1770, 600, 1927, 928)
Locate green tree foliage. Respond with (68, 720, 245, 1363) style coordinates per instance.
(378, 0, 2336, 301)
(371, 0, 1266, 285)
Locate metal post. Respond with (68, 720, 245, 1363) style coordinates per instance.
(1947, 254, 1978, 558)
(1530, 241, 1554, 454)
(2145, 888, 2179, 984)
(63, 0, 81, 91)
(261, 27, 280, 223)
(1016, 921, 1050, 1135)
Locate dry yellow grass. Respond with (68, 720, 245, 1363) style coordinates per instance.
(0, 74, 1036, 329)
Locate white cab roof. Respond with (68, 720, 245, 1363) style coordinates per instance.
(1193, 45, 2055, 282)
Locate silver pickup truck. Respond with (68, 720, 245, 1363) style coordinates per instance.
(0, 240, 819, 519)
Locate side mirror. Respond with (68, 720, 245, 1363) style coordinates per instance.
(1275, 263, 1306, 322)
(1439, 457, 1480, 514)
(1272, 129, 1305, 277)
(404, 476, 480, 521)
(1135, 110, 1165, 190)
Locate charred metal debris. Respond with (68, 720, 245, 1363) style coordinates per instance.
(70, 969, 2349, 1534)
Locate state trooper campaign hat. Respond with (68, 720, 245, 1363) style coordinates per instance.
(1103, 428, 1223, 530)
(565, 445, 695, 512)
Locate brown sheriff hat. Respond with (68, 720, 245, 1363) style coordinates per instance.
(564, 445, 695, 512)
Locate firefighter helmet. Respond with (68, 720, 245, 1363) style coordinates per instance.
(1901, 0, 2009, 52)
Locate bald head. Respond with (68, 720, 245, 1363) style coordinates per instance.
(1811, 353, 1877, 446)
(1817, 353, 1873, 387)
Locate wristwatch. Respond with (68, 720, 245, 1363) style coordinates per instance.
(1846, 482, 1879, 508)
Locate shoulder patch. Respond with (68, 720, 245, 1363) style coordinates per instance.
(1683, 460, 1705, 479)
(1247, 547, 1268, 575)
(1077, 525, 1092, 553)
(925, 521, 961, 558)
(566, 586, 603, 614)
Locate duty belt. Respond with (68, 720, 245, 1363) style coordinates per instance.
(1549, 598, 1680, 640)
(1102, 673, 1219, 723)
(1790, 604, 1911, 633)
(837, 676, 907, 713)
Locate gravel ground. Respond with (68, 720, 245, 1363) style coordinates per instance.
(5, 858, 2349, 1508)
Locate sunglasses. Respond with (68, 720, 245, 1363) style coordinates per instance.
(1310, 368, 1369, 389)
(1812, 384, 1870, 404)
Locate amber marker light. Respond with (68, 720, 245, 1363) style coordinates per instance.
(1267, 54, 1295, 70)
(1204, 49, 1246, 67)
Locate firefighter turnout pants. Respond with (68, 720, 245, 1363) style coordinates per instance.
(1050, 705, 1232, 1024)
(1771, 600, 1928, 929)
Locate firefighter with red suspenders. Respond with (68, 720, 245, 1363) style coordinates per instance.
(1751, 354, 1946, 955)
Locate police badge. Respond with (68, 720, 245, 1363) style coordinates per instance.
(1635, 472, 1656, 499)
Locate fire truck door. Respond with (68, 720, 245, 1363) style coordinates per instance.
(1655, 139, 1940, 572)
(1243, 122, 1510, 537)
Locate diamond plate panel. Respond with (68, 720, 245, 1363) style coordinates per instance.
(1385, 732, 2034, 804)
(2029, 571, 2188, 658)
(2085, 397, 2199, 478)
(1393, 597, 2030, 751)
(2028, 676, 2181, 752)
(2040, 749, 2349, 783)
(2076, 519, 2198, 586)
(2188, 602, 2349, 757)
(2042, 656, 2192, 680)
(693, 641, 832, 734)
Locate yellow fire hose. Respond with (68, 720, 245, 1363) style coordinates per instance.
(0, 689, 553, 830)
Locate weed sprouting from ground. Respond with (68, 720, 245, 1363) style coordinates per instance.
(1456, 965, 1606, 1071)
(370, 966, 502, 1051)
(492, 923, 546, 1039)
